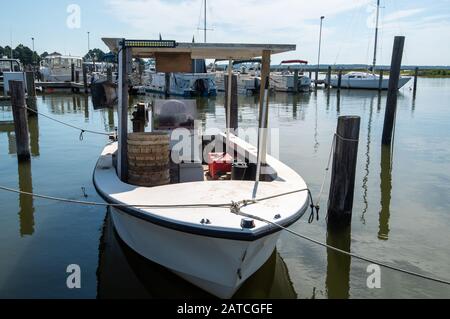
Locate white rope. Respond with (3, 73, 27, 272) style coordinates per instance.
(0, 184, 448, 285)
(24, 106, 113, 138)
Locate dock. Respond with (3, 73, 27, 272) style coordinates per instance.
(35, 81, 85, 92)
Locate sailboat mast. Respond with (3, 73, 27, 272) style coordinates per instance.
(372, 0, 380, 72)
(204, 0, 207, 43)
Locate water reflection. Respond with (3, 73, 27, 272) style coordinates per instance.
(325, 225, 351, 299)
(17, 161, 35, 236)
(378, 145, 393, 240)
(361, 95, 375, 224)
(28, 115, 40, 157)
(97, 211, 297, 299)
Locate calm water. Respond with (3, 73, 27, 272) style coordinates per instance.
(0, 78, 449, 299)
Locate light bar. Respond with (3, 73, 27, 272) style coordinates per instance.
(121, 40, 177, 48)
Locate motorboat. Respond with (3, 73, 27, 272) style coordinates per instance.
(270, 60, 312, 93)
(215, 60, 262, 94)
(39, 53, 84, 82)
(94, 39, 309, 298)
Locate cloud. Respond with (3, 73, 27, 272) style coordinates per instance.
(383, 8, 424, 23)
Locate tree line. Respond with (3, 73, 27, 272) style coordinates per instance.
(0, 44, 116, 66)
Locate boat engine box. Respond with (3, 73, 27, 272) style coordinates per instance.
(208, 153, 233, 179)
(179, 161, 204, 183)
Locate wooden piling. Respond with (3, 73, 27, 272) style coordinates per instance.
(413, 67, 419, 96)
(378, 69, 384, 91)
(10, 81, 31, 161)
(326, 66, 332, 89)
(327, 116, 361, 226)
(382, 36, 405, 145)
(293, 70, 299, 93)
(165, 73, 171, 97)
(315, 70, 319, 90)
(75, 71, 80, 83)
(71, 63, 75, 82)
(82, 64, 88, 94)
(25, 71, 36, 97)
(107, 67, 113, 82)
(337, 70, 342, 90)
(224, 74, 238, 132)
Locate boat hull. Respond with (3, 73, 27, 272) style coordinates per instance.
(110, 206, 281, 298)
(328, 76, 411, 90)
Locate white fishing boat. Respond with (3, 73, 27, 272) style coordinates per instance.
(327, 0, 411, 90)
(270, 60, 312, 93)
(94, 39, 310, 298)
(39, 53, 84, 82)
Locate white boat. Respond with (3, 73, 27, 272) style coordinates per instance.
(327, 0, 411, 90)
(144, 71, 217, 97)
(95, 39, 308, 298)
(270, 60, 312, 93)
(215, 60, 262, 94)
(328, 71, 411, 90)
(39, 53, 83, 82)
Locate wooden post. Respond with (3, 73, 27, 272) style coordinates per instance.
(413, 67, 419, 96)
(327, 116, 361, 226)
(315, 70, 319, 90)
(326, 66, 332, 89)
(308, 71, 312, 79)
(71, 63, 75, 82)
(75, 71, 80, 83)
(337, 70, 342, 90)
(293, 70, 299, 93)
(107, 67, 113, 82)
(82, 64, 88, 94)
(382, 36, 405, 145)
(378, 69, 384, 91)
(165, 73, 171, 97)
(117, 44, 130, 182)
(10, 81, 31, 161)
(25, 71, 36, 97)
(224, 74, 238, 132)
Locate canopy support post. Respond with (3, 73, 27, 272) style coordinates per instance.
(118, 40, 130, 182)
(226, 58, 233, 155)
(254, 50, 271, 196)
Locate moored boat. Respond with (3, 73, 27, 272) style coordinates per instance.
(94, 38, 309, 298)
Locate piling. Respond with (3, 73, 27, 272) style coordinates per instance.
(107, 67, 113, 83)
(82, 64, 88, 94)
(165, 73, 171, 97)
(224, 74, 238, 132)
(71, 63, 75, 82)
(326, 66, 332, 89)
(413, 67, 419, 96)
(293, 70, 299, 93)
(315, 70, 319, 90)
(327, 116, 361, 226)
(75, 71, 80, 83)
(10, 81, 31, 161)
(382, 36, 405, 146)
(25, 72, 36, 98)
(378, 69, 384, 91)
(132, 103, 147, 133)
(337, 70, 342, 91)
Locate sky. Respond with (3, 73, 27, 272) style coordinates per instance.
(1, 0, 449, 65)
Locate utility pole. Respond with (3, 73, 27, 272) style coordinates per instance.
(87, 31, 91, 59)
(31, 37, 35, 66)
(204, 0, 207, 43)
(318, 16, 325, 70)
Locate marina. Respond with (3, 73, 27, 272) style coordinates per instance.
(0, 0, 450, 303)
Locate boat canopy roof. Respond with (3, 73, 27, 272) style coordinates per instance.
(102, 38, 296, 59)
(281, 59, 308, 65)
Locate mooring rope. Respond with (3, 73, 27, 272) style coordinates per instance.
(0, 184, 448, 286)
(24, 106, 113, 140)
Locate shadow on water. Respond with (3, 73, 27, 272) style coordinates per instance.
(17, 161, 35, 236)
(97, 211, 297, 299)
(379, 145, 393, 240)
(325, 225, 351, 299)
